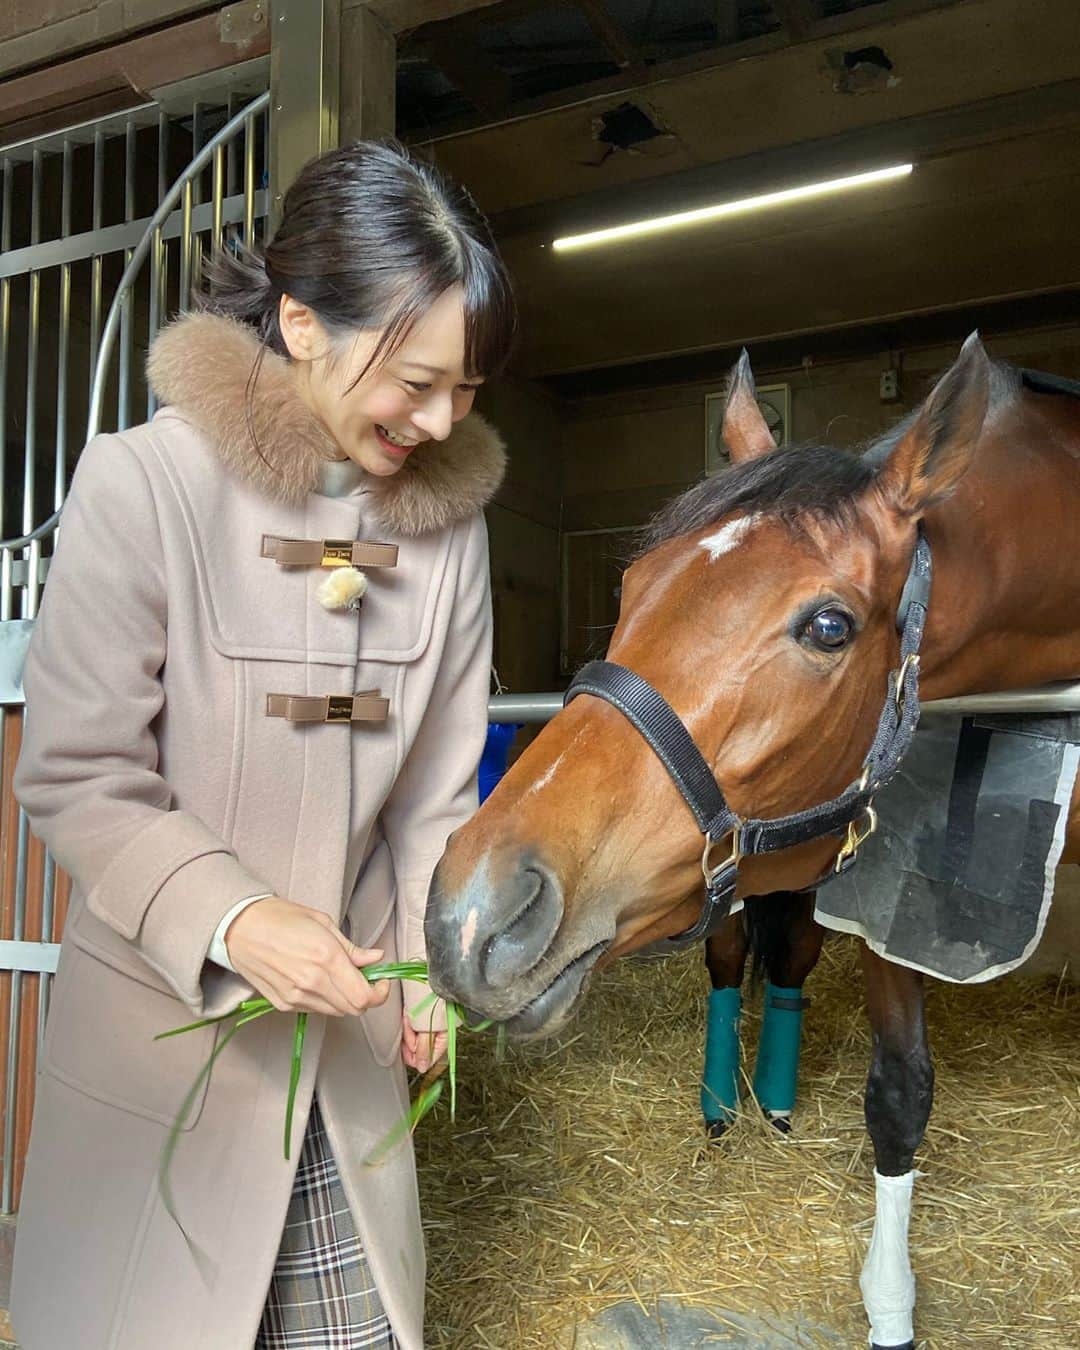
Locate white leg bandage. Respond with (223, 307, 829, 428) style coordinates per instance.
(859, 1168, 918, 1347)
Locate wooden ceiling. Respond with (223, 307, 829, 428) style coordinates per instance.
(396, 0, 1080, 387)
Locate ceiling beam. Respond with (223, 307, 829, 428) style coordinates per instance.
(412, 0, 968, 143)
(358, 0, 505, 34)
(573, 0, 648, 82)
(489, 75, 1080, 239)
(421, 20, 512, 119)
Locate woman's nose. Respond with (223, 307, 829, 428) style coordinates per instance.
(412, 395, 454, 442)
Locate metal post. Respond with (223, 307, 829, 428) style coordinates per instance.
(269, 0, 342, 232)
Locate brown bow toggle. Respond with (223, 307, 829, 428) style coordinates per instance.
(261, 537, 398, 613)
(261, 536, 399, 570)
(266, 691, 389, 724)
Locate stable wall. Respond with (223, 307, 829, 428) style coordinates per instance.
(477, 376, 563, 698)
(559, 321, 1080, 673)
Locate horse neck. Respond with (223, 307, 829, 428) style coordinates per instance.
(920, 391, 1080, 699)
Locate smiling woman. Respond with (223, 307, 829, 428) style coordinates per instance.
(9, 138, 517, 1350)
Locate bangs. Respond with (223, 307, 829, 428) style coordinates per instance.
(343, 247, 516, 389)
(461, 247, 518, 379)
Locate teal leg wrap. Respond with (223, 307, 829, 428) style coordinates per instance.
(752, 983, 805, 1116)
(701, 987, 741, 1124)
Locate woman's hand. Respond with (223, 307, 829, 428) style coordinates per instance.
(225, 896, 391, 1017)
(401, 1011, 447, 1073)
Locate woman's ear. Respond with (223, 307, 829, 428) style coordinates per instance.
(278, 294, 323, 362)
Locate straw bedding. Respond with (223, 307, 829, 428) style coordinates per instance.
(416, 930, 1079, 1348)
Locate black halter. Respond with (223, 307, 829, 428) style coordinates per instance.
(563, 528, 932, 949)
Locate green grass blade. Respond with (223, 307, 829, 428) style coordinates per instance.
(155, 996, 275, 1041)
(446, 1002, 459, 1121)
(159, 1016, 247, 1237)
(283, 1012, 308, 1161)
(364, 1077, 445, 1167)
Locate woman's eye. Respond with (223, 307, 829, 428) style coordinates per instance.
(804, 608, 854, 650)
(405, 380, 431, 393)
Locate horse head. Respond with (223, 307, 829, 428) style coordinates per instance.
(425, 334, 991, 1036)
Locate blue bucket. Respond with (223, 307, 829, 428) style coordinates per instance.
(479, 722, 521, 802)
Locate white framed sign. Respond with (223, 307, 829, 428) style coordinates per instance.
(705, 382, 791, 474)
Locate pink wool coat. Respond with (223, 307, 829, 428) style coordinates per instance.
(11, 313, 505, 1350)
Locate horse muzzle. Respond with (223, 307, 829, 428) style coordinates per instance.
(424, 848, 612, 1034)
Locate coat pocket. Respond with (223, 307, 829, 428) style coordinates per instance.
(41, 936, 217, 1132)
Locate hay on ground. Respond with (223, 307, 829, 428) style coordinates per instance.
(415, 936, 1080, 1349)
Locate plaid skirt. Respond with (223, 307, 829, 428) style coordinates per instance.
(255, 1097, 397, 1349)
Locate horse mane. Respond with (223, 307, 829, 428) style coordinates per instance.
(638, 359, 1023, 558)
(638, 442, 876, 556)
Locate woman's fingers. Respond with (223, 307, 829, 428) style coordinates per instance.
(401, 1016, 447, 1072)
(226, 898, 396, 1017)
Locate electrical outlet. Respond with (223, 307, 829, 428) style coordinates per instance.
(879, 369, 900, 401)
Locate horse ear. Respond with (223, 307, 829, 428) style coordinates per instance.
(722, 350, 778, 463)
(877, 332, 991, 516)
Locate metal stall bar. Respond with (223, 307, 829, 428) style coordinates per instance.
(212, 143, 225, 250)
(179, 178, 193, 311)
(244, 108, 257, 246)
(0, 157, 11, 622)
(88, 127, 105, 423)
(487, 683, 1080, 723)
(21, 151, 43, 619)
(147, 111, 170, 420)
(2, 796, 30, 1212)
(55, 140, 72, 517)
(117, 118, 137, 431)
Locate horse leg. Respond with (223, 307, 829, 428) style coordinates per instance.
(859, 944, 934, 1350)
(751, 891, 824, 1133)
(702, 912, 749, 1139)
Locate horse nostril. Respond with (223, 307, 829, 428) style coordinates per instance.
(480, 863, 563, 990)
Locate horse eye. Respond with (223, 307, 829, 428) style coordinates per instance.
(805, 608, 853, 650)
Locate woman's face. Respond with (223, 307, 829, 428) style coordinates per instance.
(280, 284, 484, 477)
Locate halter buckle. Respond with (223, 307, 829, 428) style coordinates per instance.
(834, 804, 878, 874)
(702, 827, 742, 885)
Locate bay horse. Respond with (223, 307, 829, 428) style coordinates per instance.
(425, 334, 1080, 1348)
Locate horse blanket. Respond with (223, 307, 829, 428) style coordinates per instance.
(814, 712, 1080, 982)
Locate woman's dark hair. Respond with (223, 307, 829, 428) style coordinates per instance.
(201, 139, 517, 381)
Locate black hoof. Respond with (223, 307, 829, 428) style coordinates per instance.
(871, 1343, 913, 1350)
(705, 1117, 732, 1142)
(765, 1112, 792, 1134)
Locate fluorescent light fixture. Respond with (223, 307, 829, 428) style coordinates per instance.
(552, 162, 914, 252)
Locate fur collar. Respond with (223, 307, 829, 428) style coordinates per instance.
(146, 312, 506, 536)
